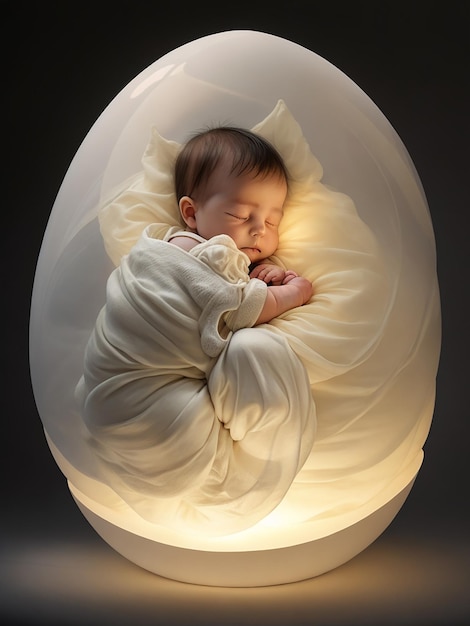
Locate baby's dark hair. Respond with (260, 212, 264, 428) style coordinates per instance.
(174, 126, 288, 202)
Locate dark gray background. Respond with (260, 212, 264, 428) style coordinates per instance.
(3, 1, 469, 625)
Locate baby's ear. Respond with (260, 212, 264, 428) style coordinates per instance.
(178, 196, 197, 229)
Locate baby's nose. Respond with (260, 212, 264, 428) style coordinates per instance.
(250, 219, 265, 236)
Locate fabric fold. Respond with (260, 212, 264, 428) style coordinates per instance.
(76, 226, 316, 534)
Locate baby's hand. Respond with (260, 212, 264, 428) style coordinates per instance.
(286, 276, 313, 305)
(250, 263, 286, 286)
(282, 270, 299, 284)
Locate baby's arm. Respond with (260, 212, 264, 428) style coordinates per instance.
(255, 274, 313, 324)
(168, 235, 198, 252)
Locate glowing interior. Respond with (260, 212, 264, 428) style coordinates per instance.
(30, 31, 440, 580)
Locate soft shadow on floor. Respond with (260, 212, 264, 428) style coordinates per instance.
(2, 511, 469, 626)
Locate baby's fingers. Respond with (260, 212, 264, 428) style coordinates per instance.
(282, 270, 299, 284)
(249, 264, 266, 279)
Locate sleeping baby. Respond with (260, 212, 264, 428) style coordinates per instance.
(75, 124, 316, 535)
(168, 124, 313, 323)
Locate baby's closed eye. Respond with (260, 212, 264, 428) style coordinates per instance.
(225, 212, 247, 221)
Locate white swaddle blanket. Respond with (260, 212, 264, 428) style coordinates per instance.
(75, 225, 316, 534)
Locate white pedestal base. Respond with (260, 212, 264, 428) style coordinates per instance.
(69, 475, 415, 587)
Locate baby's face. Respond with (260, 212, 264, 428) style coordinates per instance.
(191, 165, 287, 263)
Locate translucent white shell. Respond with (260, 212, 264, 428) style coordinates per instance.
(30, 30, 440, 586)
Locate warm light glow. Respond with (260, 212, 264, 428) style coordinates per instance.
(30, 30, 440, 586)
(4, 527, 467, 623)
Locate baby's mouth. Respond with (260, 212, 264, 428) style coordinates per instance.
(241, 247, 261, 261)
